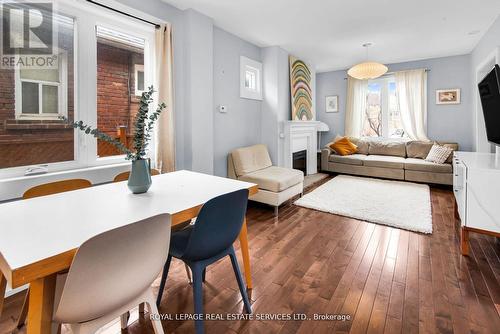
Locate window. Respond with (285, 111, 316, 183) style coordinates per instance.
(135, 64, 145, 96)
(96, 26, 146, 158)
(15, 53, 68, 120)
(240, 56, 262, 100)
(362, 75, 406, 138)
(0, 8, 75, 171)
(0, 1, 155, 178)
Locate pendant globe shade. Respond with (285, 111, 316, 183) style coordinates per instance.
(347, 61, 388, 80)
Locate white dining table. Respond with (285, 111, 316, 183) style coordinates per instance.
(0, 170, 258, 334)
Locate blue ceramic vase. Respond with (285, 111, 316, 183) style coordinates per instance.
(127, 159, 152, 194)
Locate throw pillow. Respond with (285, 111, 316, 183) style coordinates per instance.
(425, 144, 453, 164)
(330, 137, 358, 156)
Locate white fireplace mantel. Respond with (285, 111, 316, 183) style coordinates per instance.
(282, 121, 320, 175)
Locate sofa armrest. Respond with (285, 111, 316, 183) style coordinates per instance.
(321, 148, 331, 171)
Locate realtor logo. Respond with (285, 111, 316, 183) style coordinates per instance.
(1, 1, 57, 69)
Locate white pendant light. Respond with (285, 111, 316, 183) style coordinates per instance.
(348, 43, 388, 80)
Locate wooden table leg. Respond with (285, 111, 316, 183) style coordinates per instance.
(238, 218, 253, 289)
(461, 227, 469, 256)
(0, 274, 7, 318)
(27, 275, 56, 334)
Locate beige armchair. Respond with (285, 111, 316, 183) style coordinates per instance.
(228, 144, 304, 216)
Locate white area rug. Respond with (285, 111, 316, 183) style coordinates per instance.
(294, 175, 432, 233)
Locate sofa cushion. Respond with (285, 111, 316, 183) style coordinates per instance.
(368, 141, 406, 157)
(238, 166, 304, 192)
(438, 142, 459, 163)
(329, 154, 367, 166)
(349, 137, 370, 155)
(404, 158, 452, 173)
(363, 155, 406, 169)
(231, 144, 272, 176)
(406, 141, 434, 159)
(329, 137, 358, 156)
(425, 144, 454, 164)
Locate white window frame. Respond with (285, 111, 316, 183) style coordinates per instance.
(0, 0, 157, 181)
(363, 75, 406, 140)
(134, 64, 145, 96)
(240, 56, 262, 100)
(14, 52, 68, 120)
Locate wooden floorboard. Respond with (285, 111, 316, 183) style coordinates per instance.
(1, 177, 499, 334)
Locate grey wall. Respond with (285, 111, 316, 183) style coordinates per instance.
(213, 27, 262, 177)
(316, 70, 348, 145)
(470, 16, 500, 152)
(471, 16, 500, 77)
(184, 9, 214, 174)
(316, 55, 473, 151)
(115, 0, 265, 175)
(261, 46, 290, 166)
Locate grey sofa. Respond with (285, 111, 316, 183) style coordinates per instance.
(321, 138, 458, 185)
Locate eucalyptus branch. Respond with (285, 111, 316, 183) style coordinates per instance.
(63, 86, 165, 161)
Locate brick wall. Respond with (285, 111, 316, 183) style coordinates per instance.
(0, 27, 75, 169)
(96, 42, 142, 157)
(0, 37, 143, 168)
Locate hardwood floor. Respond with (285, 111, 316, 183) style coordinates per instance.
(1, 178, 499, 333)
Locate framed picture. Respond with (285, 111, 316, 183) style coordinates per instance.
(436, 89, 461, 105)
(325, 95, 338, 112)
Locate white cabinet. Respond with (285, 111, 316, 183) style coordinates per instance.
(453, 152, 500, 255)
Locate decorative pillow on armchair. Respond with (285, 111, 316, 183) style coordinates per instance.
(329, 136, 358, 156)
(425, 144, 453, 164)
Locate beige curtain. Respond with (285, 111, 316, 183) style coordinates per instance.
(154, 23, 175, 172)
(395, 69, 429, 141)
(345, 76, 368, 137)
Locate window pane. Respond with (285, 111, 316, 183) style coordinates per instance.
(137, 70, 145, 91)
(21, 82, 39, 114)
(20, 67, 59, 82)
(388, 81, 406, 138)
(42, 85, 58, 114)
(245, 70, 256, 90)
(0, 9, 74, 169)
(96, 26, 145, 158)
(362, 82, 382, 137)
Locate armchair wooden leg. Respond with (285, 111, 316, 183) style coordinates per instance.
(274, 206, 279, 216)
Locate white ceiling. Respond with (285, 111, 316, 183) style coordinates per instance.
(162, 0, 500, 72)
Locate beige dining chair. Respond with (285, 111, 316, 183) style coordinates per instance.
(51, 213, 171, 334)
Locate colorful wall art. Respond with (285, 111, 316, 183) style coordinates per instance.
(289, 56, 314, 120)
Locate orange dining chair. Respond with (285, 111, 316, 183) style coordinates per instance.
(15, 179, 92, 330)
(113, 168, 160, 182)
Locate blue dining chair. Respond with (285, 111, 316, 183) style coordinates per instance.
(156, 189, 252, 334)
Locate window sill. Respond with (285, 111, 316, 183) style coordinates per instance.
(0, 162, 131, 202)
(5, 119, 71, 130)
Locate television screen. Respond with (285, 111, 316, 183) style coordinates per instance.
(478, 64, 500, 146)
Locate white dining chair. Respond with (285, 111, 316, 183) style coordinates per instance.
(51, 213, 172, 334)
